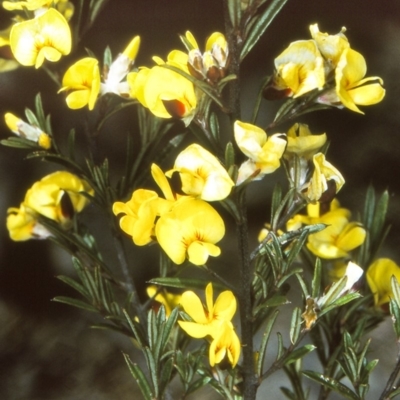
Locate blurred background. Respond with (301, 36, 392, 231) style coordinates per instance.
(0, 0, 399, 398)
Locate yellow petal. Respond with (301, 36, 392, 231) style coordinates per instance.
(180, 290, 208, 323)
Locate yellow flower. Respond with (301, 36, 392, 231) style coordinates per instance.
(6, 203, 50, 241)
(24, 171, 93, 227)
(166, 144, 234, 201)
(309, 24, 349, 71)
(234, 120, 287, 184)
(178, 283, 240, 367)
(59, 57, 101, 110)
(9, 8, 71, 68)
(306, 153, 344, 203)
(306, 210, 366, 259)
(101, 36, 140, 96)
(185, 31, 229, 83)
(178, 283, 237, 338)
(287, 198, 343, 231)
(366, 258, 400, 306)
(209, 320, 241, 367)
(112, 189, 172, 246)
(273, 40, 325, 97)
(128, 50, 197, 126)
(156, 197, 225, 265)
(146, 285, 181, 316)
(285, 123, 327, 160)
(4, 112, 51, 149)
(334, 48, 385, 114)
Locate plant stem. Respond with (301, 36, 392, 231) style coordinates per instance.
(379, 345, 400, 400)
(113, 230, 148, 328)
(236, 192, 258, 400)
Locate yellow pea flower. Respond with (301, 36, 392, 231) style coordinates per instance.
(9, 8, 71, 68)
(306, 153, 344, 203)
(234, 120, 287, 184)
(128, 50, 197, 126)
(112, 189, 172, 246)
(309, 24, 349, 71)
(24, 171, 93, 227)
(306, 210, 366, 259)
(209, 320, 241, 367)
(59, 57, 101, 110)
(146, 285, 181, 316)
(273, 40, 325, 98)
(156, 197, 225, 265)
(101, 36, 140, 96)
(285, 123, 327, 160)
(178, 282, 237, 338)
(178, 283, 240, 367)
(366, 258, 400, 306)
(287, 198, 344, 231)
(334, 48, 385, 114)
(4, 112, 51, 149)
(166, 144, 234, 201)
(6, 203, 51, 241)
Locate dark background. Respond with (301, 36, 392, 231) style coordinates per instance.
(0, 0, 399, 398)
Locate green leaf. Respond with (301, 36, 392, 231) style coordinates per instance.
(387, 386, 400, 398)
(280, 387, 296, 399)
(289, 307, 302, 345)
(159, 356, 174, 396)
(52, 296, 97, 312)
(186, 376, 212, 395)
(271, 184, 282, 223)
(56, 275, 90, 300)
(123, 309, 146, 348)
(241, 0, 289, 60)
(284, 345, 316, 365)
(257, 309, 279, 376)
(103, 45, 112, 67)
(303, 371, 359, 400)
(123, 353, 154, 400)
(225, 141, 235, 169)
(370, 190, 389, 242)
(319, 293, 362, 318)
(363, 185, 376, 231)
(1, 137, 40, 149)
(143, 347, 158, 397)
(311, 258, 322, 299)
(226, 0, 241, 28)
(209, 112, 220, 142)
(24, 107, 40, 127)
(34, 92, 46, 127)
(392, 276, 400, 306)
(148, 277, 227, 291)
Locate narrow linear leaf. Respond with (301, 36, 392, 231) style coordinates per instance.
(290, 307, 302, 345)
(56, 275, 90, 300)
(284, 345, 316, 365)
(241, 0, 289, 60)
(123, 353, 154, 400)
(186, 377, 212, 395)
(159, 356, 174, 396)
(257, 309, 279, 376)
(148, 277, 226, 291)
(303, 370, 359, 400)
(311, 258, 322, 299)
(52, 296, 97, 312)
(1, 137, 40, 149)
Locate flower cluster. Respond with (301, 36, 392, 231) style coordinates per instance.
(265, 24, 385, 113)
(288, 199, 366, 259)
(178, 283, 241, 367)
(7, 171, 93, 240)
(113, 144, 234, 266)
